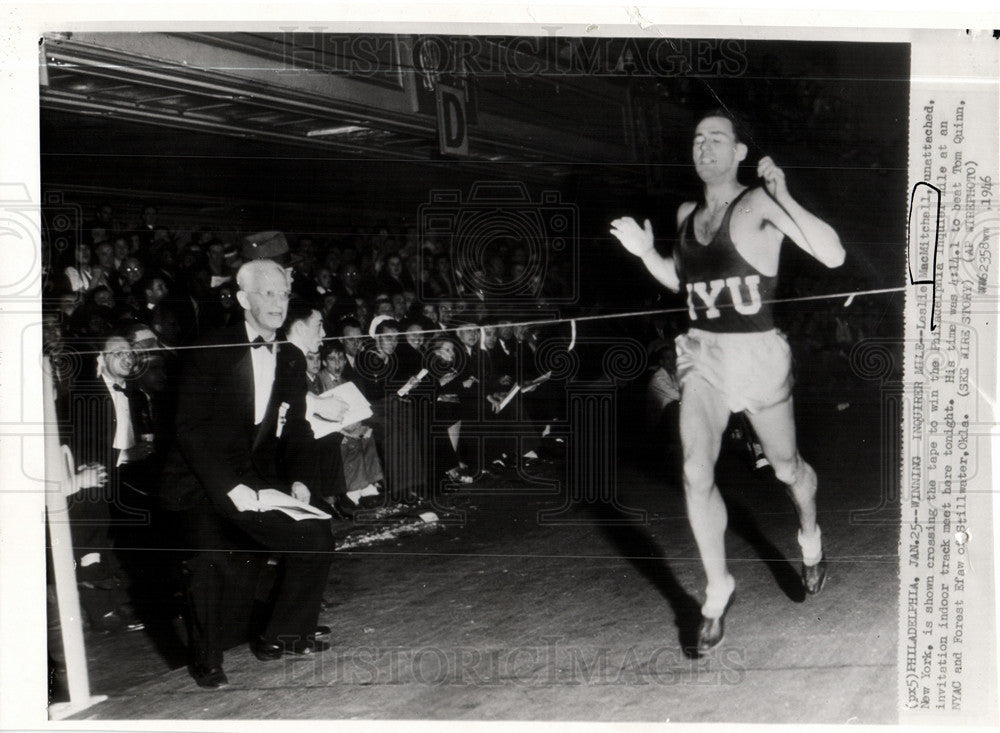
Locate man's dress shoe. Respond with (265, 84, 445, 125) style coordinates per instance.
(252, 636, 331, 661)
(191, 663, 229, 689)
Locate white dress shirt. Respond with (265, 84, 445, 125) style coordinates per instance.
(245, 321, 277, 425)
(101, 373, 134, 466)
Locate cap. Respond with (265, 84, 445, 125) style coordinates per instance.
(241, 231, 289, 261)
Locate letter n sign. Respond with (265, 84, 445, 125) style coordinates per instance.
(435, 84, 468, 156)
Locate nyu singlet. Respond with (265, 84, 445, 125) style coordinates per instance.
(675, 187, 777, 333)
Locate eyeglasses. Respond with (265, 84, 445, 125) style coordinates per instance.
(247, 290, 291, 301)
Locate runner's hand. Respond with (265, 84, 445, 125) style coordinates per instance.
(610, 217, 655, 257)
(757, 156, 789, 201)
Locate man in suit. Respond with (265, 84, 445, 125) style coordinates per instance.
(163, 259, 340, 688)
(68, 333, 152, 632)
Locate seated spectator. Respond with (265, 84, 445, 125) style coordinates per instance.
(136, 274, 183, 347)
(645, 339, 680, 430)
(372, 295, 394, 318)
(93, 242, 121, 296)
(57, 291, 81, 321)
(205, 282, 241, 329)
(314, 267, 334, 296)
(311, 343, 384, 507)
(206, 241, 232, 286)
(337, 317, 367, 387)
(376, 254, 407, 295)
(112, 236, 132, 271)
(358, 317, 426, 502)
(403, 254, 422, 293)
(353, 297, 372, 332)
(426, 335, 473, 484)
(401, 289, 418, 317)
(390, 292, 408, 321)
(420, 302, 440, 326)
(396, 316, 434, 378)
(117, 256, 146, 317)
(64, 242, 98, 293)
(426, 254, 457, 298)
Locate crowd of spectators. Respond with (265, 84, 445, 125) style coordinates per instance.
(42, 201, 574, 648)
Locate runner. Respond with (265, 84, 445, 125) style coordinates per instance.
(611, 109, 845, 653)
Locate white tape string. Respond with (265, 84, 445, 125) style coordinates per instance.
(59, 285, 905, 357)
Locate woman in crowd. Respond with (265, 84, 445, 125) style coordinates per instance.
(426, 335, 474, 484)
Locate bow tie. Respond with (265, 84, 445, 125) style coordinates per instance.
(112, 382, 142, 400)
(251, 336, 274, 353)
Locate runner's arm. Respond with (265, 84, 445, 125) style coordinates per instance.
(610, 216, 680, 292)
(757, 157, 845, 268)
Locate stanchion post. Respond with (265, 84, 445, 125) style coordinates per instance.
(42, 356, 106, 718)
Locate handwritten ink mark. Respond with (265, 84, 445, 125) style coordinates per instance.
(907, 182, 942, 331)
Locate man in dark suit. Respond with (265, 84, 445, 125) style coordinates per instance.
(162, 259, 339, 689)
(68, 332, 152, 632)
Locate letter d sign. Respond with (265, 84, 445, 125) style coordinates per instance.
(436, 84, 468, 156)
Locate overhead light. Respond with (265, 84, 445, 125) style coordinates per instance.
(307, 125, 367, 137)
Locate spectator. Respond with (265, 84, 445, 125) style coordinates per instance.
(64, 242, 96, 293)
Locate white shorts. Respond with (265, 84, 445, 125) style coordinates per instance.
(675, 328, 793, 414)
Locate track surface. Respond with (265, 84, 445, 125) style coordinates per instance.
(63, 390, 897, 724)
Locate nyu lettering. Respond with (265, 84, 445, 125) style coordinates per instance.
(686, 275, 762, 320)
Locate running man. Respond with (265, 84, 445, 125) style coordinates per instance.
(611, 109, 845, 653)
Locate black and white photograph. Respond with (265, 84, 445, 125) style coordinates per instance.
(1, 8, 998, 730)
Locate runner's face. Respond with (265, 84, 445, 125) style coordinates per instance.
(692, 117, 744, 181)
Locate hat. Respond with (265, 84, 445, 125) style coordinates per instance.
(368, 314, 395, 337)
(241, 231, 289, 261)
